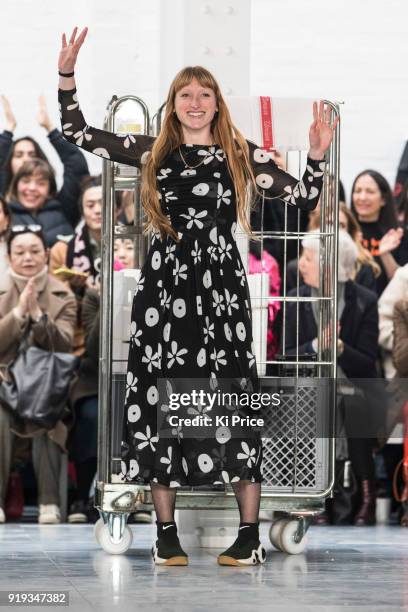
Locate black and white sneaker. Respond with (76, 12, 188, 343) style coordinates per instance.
(151, 522, 189, 566)
(217, 522, 266, 566)
(218, 540, 266, 566)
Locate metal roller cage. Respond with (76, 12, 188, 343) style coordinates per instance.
(94, 93, 340, 555)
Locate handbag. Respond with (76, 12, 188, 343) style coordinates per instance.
(0, 317, 79, 430)
(328, 383, 360, 524)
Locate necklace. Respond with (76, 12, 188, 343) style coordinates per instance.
(178, 145, 213, 170)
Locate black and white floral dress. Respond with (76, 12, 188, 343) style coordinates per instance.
(59, 88, 325, 488)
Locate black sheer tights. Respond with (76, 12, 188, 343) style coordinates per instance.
(150, 480, 261, 523)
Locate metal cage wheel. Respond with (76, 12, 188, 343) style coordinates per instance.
(279, 520, 307, 554)
(269, 518, 290, 550)
(98, 523, 133, 555)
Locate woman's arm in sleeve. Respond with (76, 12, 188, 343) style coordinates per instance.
(0, 130, 13, 195)
(338, 301, 379, 378)
(246, 140, 325, 212)
(81, 288, 100, 360)
(48, 127, 88, 174)
(282, 301, 317, 356)
(48, 128, 89, 226)
(0, 310, 27, 355)
(58, 87, 155, 168)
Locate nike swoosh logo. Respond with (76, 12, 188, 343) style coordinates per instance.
(239, 526, 250, 530)
(162, 524, 174, 530)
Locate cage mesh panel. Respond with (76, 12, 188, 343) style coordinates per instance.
(261, 385, 323, 492)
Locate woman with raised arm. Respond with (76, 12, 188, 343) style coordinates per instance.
(58, 26, 338, 567)
(0, 95, 89, 226)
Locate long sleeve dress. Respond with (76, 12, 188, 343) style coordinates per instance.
(58, 87, 325, 488)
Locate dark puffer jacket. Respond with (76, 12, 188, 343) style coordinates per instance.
(9, 198, 77, 247)
(1, 128, 89, 246)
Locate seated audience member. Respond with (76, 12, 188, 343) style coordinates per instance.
(0, 196, 11, 277)
(379, 263, 408, 379)
(284, 230, 380, 525)
(50, 176, 102, 279)
(351, 170, 402, 295)
(114, 237, 136, 269)
(0, 94, 88, 199)
(391, 299, 408, 527)
(66, 283, 99, 523)
(68, 239, 153, 523)
(336, 203, 381, 292)
(0, 226, 76, 524)
(49, 176, 102, 355)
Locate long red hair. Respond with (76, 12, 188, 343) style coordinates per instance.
(141, 66, 258, 242)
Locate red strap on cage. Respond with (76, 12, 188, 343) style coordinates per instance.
(259, 96, 274, 151)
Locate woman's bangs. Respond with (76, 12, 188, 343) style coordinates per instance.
(174, 67, 217, 94)
(32, 167, 51, 182)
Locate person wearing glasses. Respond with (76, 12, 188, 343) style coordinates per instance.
(0, 225, 76, 524)
(57, 27, 337, 566)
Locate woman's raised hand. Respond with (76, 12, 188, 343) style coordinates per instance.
(58, 26, 88, 73)
(1, 95, 17, 132)
(308, 101, 340, 159)
(37, 95, 53, 133)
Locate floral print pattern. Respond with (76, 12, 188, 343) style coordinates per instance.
(58, 87, 325, 487)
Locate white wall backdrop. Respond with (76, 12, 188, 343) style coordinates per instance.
(251, 0, 408, 198)
(0, 0, 160, 179)
(1, 0, 407, 198)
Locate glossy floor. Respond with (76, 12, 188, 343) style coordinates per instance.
(0, 522, 407, 612)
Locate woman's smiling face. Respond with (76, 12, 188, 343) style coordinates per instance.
(352, 174, 384, 222)
(16, 171, 50, 210)
(173, 78, 218, 141)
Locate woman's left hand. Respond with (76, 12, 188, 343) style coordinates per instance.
(308, 101, 339, 159)
(378, 227, 403, 256)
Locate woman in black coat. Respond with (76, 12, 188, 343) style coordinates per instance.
(284, 230, 380, 525)
(1, 95, 88, 245)
(6, 158, 86, 247)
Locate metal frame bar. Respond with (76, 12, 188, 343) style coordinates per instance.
(96, 96, 341, 518)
